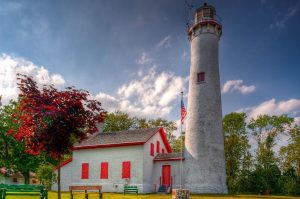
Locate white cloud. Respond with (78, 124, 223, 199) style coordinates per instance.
(222, 80, 256, 94)
(0, 54, 65, 105)
(238, 98, 300, 121)
(96, 67, 187, 118)
(270, 1, 300, 29)
(135, 52, 152, 65)
(94, 92, 120, 112)
(156, 35, 171, 49)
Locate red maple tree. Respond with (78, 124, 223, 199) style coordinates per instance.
(13, 74, 106, 199)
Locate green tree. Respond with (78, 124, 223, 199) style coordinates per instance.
(171, 135, 185, 153)
(36, 163, 57, 189)
(103, 111, 135, 132)
(223, 112, 252, 193)
(280, 125, 300, 176)
(248, 114, 294, 193)
(279, 125, 300, 195)
(0, 100, 41, 184)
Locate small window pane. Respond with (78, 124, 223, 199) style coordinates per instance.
(197, 72, 205, 83)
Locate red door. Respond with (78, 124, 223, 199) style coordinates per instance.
(162, 165, 171, 187)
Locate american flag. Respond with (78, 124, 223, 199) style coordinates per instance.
(181, 100, 187, 124)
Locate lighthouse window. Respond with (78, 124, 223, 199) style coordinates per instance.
(197, 72, 205, 83)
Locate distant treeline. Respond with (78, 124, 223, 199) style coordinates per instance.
(222, 112, 299, 195)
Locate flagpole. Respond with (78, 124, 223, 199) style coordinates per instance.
(180, 91, 183, 190)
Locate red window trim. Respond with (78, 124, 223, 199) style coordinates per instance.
(150, 143, 154, 156)
(100, 162, 108, 179)
(81, 163, 89, 179)
(156, 141, 160, 153)
(122, 161, 131, 179)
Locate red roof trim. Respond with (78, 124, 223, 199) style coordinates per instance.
(154, 158, 185, 162)
(54, 158, 73, 170)
(158, 128, 172, 153)
(73, 141, 145, 150)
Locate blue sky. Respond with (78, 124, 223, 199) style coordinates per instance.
(0, 0, 300, 126)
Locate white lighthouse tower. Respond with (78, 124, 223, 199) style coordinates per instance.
(184, 3, 227, 193)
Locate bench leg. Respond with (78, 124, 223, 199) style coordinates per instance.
(99, 190, 102, 199)
(85, 190, 88, 199)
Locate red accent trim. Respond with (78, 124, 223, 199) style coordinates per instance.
(81, 163, 89, 179)
(158, 128, 172, 153)
(162, 149, 165, 154)
(100, 162, 108, 179)
(73, 141, 145, 150)
(122, 161, 131, 179)
(154, 158, 185, 162)
(150, 143, 154, 156)
(54, 158, 73, 170)
(156, 141, 160, 153)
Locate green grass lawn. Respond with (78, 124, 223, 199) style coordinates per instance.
(5, 192, 300, 199)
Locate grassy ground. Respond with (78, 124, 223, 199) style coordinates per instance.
(5, 192, 300, 199)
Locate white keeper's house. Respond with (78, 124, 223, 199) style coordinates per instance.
(52, 127, 183, 193)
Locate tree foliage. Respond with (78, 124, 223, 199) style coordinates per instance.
(11, 74, 106, 199)
(0, 100, 41, 184)
(222, 112, 299, 195)
(36, 163, 57, 189)
(223, 112, 252, 193)
(103, 111, 135, 132)
(12, 75, 106, 158)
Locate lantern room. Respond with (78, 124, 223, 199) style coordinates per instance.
(194, 3, 216, 23)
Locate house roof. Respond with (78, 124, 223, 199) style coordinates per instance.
(153, 153, 184, 162)
(73, 127, 172, 153)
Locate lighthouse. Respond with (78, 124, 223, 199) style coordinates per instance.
(184, 3, 227, 193)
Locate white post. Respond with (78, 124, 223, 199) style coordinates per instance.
(180, 91, 183, 190)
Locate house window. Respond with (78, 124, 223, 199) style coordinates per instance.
(162, 149, 165, 154)
(122, 161, 131, 179)
(81, 163, 89, 179)
(13, 177, 18, 182)
(150, 143, 154, 156)
(156, 141, 160, 153)
(197, 72, 205, 83)
(100, 162, 108, 179)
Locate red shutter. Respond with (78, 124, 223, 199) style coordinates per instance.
(100, 162, 108, 179)
(81, 163, 89, 179)
(162, 149, 165, 154)
(122, 161, 131, 178)
(156, 141, 160, 153)
(150, 143, 154, 156)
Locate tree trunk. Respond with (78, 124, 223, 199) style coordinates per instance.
(23, 170, 30, 184)
(58, 158, 61, 199)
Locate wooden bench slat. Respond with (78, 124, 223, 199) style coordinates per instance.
(69, 186, 102, 190)
(69, 185, 102, 199)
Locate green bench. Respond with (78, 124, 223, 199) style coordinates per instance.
(124, 185, 138, 195)
(0, 184, 48, 199)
